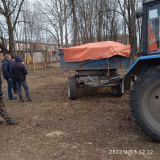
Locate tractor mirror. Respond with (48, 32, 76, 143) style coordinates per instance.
(136, 9, 143, 19)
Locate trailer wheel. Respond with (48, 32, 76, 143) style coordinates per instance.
(130, 66, 160, 142)
(111, 85, 123, 97)
(68, 76, 78, 100)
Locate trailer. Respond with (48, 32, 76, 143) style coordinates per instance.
(60, 0, 160, 142)
(60, 42, 133, 99)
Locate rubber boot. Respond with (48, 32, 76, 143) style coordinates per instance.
(19, 96, 24, 103)
(26, 96, 32, 102)
(7, 120, 19, 125)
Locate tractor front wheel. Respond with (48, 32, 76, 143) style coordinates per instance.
(130, 66, 160, 142)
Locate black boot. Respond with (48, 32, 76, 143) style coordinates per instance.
(7, 120, 19, 125)
(26, 96, 32, 102)
(19, 96, 24, 103)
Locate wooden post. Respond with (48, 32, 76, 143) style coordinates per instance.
(29, 63, 30, 72)
(24, 58, 26, 66)
(33, 58, 35, 72)
(44, 57, 46, 70)
(37, 58, 38, 71)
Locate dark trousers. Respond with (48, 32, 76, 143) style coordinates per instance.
(0, 75, 3, 96)
(7, 79, 13, 99)
(13, 78, 17, 93)
(16, 80, 30, 97)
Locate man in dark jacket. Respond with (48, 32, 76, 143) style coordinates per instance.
(10, 56, 18, 94)
(2, 54, 17, 100)
(12, 55, 32, 102)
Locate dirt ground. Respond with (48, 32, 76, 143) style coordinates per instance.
(0, 62, 160, 160)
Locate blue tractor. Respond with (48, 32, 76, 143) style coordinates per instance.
(60, 0, 160, 142)
(128, 0, 160, 142)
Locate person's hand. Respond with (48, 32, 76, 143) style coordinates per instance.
(8, 78, 11, 82)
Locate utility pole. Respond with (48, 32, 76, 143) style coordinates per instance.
(124, 0, 127, 45)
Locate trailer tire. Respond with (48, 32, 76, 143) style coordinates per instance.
(111, 85, 123, 97)
(68, 76, 78, 100)
(130, 66, 160, 142)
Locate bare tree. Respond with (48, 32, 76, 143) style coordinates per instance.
(0, 0, 25, 55)
(70, 0, 120, 45)
(117, 0, 137, 53)
(36, 0, 69, 48)
(64, 0, 68, 48)
(69, 0, 78, 46)
(0, 0, 143, 55)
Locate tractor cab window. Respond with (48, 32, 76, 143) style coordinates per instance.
(148, 4, 160, 54)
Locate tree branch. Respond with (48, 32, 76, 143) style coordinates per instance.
(12, 0, 25, 31)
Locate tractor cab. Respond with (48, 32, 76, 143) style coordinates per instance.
(139, 0, 160, 55)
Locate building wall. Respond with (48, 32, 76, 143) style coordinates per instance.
(13, 42, 58, 63)
(32, 52, 59, 63)
(15, 42, 30, 51)
(33, 52, 44, 63)
(49, 54, 60, 62)
(15, 41, 57, 54)
(33, 43, 57, 55)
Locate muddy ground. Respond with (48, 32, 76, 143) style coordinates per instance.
(0, 63, 160, 160)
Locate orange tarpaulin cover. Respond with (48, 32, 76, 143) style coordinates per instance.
(62, 41, 131, 62)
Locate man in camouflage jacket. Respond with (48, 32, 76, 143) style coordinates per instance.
(0, 74, 19, 125)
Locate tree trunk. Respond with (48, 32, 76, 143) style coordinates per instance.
(70, 0, 77, 46)
(64, 0, 68, 48)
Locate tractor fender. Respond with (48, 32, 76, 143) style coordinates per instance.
(123, 54, 160, 91)
(124, 54, 160, 78)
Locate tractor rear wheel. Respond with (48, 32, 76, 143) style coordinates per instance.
(130, 66, 160, 142)
(68, 76, 78, 100)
